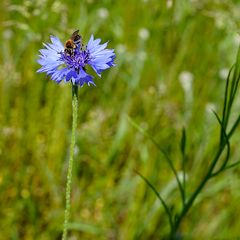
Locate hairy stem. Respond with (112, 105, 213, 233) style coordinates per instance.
(62, 84, 78, 240)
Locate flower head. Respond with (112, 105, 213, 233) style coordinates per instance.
(37, 32, 116, 87)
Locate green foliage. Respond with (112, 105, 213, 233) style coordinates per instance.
(131, 48, 240, 237)
(1, 0, 240, 239)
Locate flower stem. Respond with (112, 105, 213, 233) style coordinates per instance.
(62, 84, 78, 240)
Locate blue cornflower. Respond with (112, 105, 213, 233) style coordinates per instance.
(37, 33, 116, 87)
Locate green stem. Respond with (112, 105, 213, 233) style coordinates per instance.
(62, 84, 78, 240)
(170, 143, 226, 238)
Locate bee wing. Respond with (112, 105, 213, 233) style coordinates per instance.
(71, 30, 79, 40)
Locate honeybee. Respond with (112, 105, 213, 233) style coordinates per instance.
(64, 30, 82, 56)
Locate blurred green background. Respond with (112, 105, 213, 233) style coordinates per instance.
(1, 0, 240, 239)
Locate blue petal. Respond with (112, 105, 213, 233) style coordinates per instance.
(66, 70, 78, 82)
(86, 35, 116, 76)
(51, 68, 70, 83)
(73, 68, 95, 87)
(50, 36, 64, 52)
(37, 35, 66, 83)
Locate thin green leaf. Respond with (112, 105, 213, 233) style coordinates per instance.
(180, 127, 186, 201)
(135, 170, 174, 230)
(127, 115, 185, 204)
(224, 160, 240, 170)
(228, 114, 240, 139)
(221, 64, 234, 131)
(211, 110, 230, 177)
(180, 128, 186, 157)
(222, 47, 240, 136)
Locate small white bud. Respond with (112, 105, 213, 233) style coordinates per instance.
(98, 8, 109, 19)
(138, 28, 150, 40)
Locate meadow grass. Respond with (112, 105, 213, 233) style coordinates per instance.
(1, 0, 240, 239)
